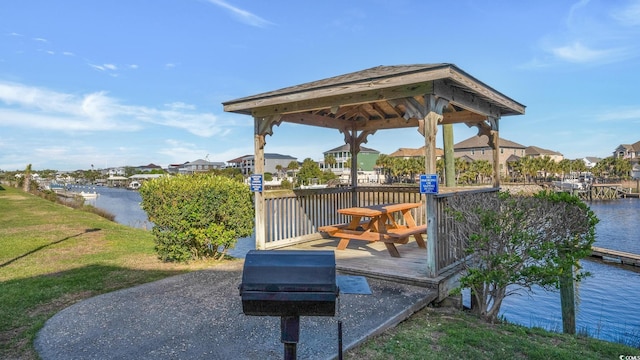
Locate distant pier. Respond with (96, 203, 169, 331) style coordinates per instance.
(552, 183, 640, 200)
(591, 246, 640, 267)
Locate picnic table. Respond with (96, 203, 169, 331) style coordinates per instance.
(319, 203, 427, 258)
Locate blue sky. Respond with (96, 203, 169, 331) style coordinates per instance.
(1, 0, 639, 171)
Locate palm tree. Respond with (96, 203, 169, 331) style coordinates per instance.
(455, 157, 470, 184)
(537, 156, 556, 181)
(557, 159, 572, 180)
(23, 163, 32, 192)
(286, 160, 299, 183)
(473, 160, 493, 184)
(519, 156, 538, 183)
(376, 154, 393, 183)
(324, 154, 336, 170)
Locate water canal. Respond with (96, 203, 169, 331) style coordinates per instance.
(76, 185, 640, 347)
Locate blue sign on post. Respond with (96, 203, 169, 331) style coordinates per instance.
(250, 174, 263, 192)
(419, 174, 439, 194)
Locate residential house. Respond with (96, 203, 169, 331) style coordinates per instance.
(582, 157, 601, 169)
(613, 141, 640, 179)
(632, 163, 640, 179)
(179, 159, 226, 174)
(167, 163, 187, 174)
(320, 144, 380, 174)
(105, 167, 125, 177)
(234, 153, 298, 176)
(388, 146, 444, 160)
(453, 135, 527, 177)
(134, 163, 164, 173)
(613, 141, 640, 159)
(525, 146, 564, 162)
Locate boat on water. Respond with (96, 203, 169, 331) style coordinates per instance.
(128, 181, 141, 190)
(552, 177, 589, 190)
(79, 191, 98, 199)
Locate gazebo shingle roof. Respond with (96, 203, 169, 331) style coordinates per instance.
(223, 63, 526, 132)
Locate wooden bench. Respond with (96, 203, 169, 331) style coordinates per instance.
(318, 223, 426, 258)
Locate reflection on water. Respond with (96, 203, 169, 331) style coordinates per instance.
(494, 260, 640, 346)
(492, 199, 640, 346)
(69, 185, 152, 229)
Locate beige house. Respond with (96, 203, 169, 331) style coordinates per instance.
(454, 135, 526, 176)
(525, 146, 564, 162)
(614, 141, 640, 159)
(388, 146, 444, 160)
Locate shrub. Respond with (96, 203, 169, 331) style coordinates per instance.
(280, 179, 293, 189)
(447, 190, 598, 323)
(139, 174, 254, 262)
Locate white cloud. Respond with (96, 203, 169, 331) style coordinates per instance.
(165, 102, 196, 111)
(90, 63, 118, 72)
(205, 0, 273, 28)
(32, 37, 47, 42)
(595, 107, 640, 122)
(611, 0, 640, 26)
(550, 42, 613, 63)
(0, 81, 231, 137)
(527, 1, 640, 67)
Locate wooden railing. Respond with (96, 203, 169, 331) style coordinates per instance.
(434, 188, 499, 273)
(263, 186, 499, 276)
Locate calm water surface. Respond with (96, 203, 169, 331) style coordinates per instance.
(494, 199, 640, 346)
(80, 186, 639, 346)
(70, 185, 151, 229)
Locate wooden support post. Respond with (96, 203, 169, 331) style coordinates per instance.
(473, 117, 501, 188)
(253, 115, 281, 250)
(443, 124, 455, 187)
(424, 112, 439, 278)
(420, 95, 448, 278)
(350, 131, 359, 206)
(254, 129, 266, 250)
(341, 128, 376, 207)
(491, 130, 500, 187)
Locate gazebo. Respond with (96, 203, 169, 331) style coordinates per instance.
(223, 64, 525, 299)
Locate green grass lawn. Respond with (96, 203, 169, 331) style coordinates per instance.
(0, 185, 221, 359)
(1, 184, 637, 359)
(346, 306, 638, 359)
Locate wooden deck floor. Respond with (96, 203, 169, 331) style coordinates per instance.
(284, 237, 438, 288)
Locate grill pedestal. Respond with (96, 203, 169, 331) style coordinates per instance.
(239, 250, 339, 359)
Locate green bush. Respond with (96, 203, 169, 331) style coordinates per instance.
(139, 174, 254, 262)
(280, 179, 293, 189)
(447, 190, 598, 323)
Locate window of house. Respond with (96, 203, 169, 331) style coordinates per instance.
(471, 150, 475, 155)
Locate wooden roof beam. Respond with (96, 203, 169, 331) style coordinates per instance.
(434, 80, 503, 118)
(248, 82, 434, 118)
(442, 110, 487, 124)
(279, 112, 419, 131)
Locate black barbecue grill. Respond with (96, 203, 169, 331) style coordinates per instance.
(239, 250, 339, 359)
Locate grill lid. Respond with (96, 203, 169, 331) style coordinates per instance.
(240, 250, 337, 294)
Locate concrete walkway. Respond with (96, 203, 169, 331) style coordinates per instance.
(35, 260, 436, 360)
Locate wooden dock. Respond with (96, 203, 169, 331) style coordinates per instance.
(591, 246, 640, 267)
